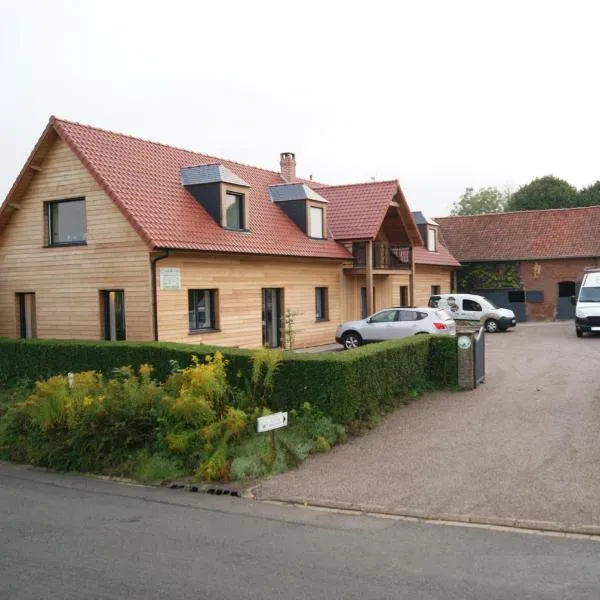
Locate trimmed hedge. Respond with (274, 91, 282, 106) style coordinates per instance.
(0, 336, 457, 424)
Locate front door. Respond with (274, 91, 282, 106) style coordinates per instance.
(363, 309, 400, 341)
(262, 288, 283, 348)
(557, 281, 576, 320)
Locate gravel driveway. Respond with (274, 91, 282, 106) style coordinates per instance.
(257, 322, 600, 528)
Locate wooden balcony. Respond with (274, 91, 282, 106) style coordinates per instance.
(347, 242, 412, 271)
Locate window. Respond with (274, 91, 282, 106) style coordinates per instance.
(508, 290, 526, 303)
(309, 206, 324, 239)
(431, 285, 441, 296)
(225, 192, 244, 229)
(399, 285, 409, 307)
(315, 287, 328, 321)
(189, 289, 218, 331)
(463, 299, 482, 312)
(100, 290, 126, 341)
(427, 227, 437, 252)
(370, 310, 398, 323)
(16, 293, 36, 339)
(398, 309, 419, 321)
(48, 198, 86, 245)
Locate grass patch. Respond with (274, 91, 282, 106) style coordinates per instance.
(134, 453, 184, 484)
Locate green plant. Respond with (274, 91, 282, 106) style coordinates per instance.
(134, 453, 184, 484)
(282, 308, 299, 350)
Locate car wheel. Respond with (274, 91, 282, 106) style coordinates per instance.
(576, 329, 583, 338)
(484, 319, 499, 333)
(341, 331, 362, 350)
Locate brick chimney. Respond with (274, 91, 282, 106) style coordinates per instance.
(280, 152, 296, 182)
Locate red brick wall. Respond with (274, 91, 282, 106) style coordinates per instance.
(520, 258, 600, 320)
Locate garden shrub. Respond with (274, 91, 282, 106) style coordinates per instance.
(0, 334, 457, 426)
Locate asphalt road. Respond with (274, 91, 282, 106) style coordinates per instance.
(1, 463, 600, 600)
(260, 322, 600, 528)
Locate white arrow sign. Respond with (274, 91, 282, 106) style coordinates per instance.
(257, 412, 288, 433)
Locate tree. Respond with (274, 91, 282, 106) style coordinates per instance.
(505, 175, 577, 212)
(450, 186, 509, 216)
(576, 181, 600, 207)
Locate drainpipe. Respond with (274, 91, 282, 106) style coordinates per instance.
(150, 249, 170, 341)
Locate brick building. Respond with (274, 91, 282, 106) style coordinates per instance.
(437, 207, 600, 321)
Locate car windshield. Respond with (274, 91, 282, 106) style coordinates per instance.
(579, 286, 600, 302)
(482, 297, 498, 309)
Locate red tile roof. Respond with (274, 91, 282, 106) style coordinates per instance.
(37, 118, 352, 259)
(413, 244, 460, 267)
(315, 180, 399, 240)
(437, 206, 600, 261)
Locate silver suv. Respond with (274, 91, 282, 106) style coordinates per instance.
(335, 307, 456, 350)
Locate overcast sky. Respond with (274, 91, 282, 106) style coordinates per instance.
(2, 0, 599, 216)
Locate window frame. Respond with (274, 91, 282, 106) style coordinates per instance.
(315, 287, 329, 321)
(16, 292, 37, 339)
(308, 205, 324, 239)
(224, 192, 245, 230)
(369, 309, 399, 324)
(427, 227, 437, 252)
(188, 288, 219, 333)
(431, 285, 441, 296)
(100, 289, 127, 341)
(399, 285, 409, 307)
(46, 197, 87, 247)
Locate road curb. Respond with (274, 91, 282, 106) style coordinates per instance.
(257, 494, 600, 537)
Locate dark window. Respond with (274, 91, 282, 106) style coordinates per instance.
(398, 309, 419, 321)
(101, 290, 126, 341)
(225, 192, 244, 229)
(315, 287, 328, 321)
(370, 310, 398, 323)
(508, 290, 526, 303)
(189, 289, 217, 331)
(526, 290, 544, 303)
(558, 282, 576, 298)
(399, 285, 409, 307)
(463, 299, 482, 311)
(48, 198, 86, 245)
(16, 293, 36, 339)
(431, 285, 441, 296)
(361, 287, 367, 319)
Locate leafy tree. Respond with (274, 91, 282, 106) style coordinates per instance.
(450, 186, 509, 216)
(505, 175, 577, 212)
(576, 181, 600, 207)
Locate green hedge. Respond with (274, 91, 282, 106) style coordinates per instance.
(0, 336, 457, 424)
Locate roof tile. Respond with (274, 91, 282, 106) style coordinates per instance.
(437, 207, 600, 262)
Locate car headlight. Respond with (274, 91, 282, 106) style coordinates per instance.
(576, 310, 587, 319)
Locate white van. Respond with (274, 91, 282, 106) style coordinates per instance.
(574, 268, 600, 338)
(430, 293, 517, 333)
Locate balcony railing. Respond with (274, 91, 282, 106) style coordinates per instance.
(351, 243, 412, 269)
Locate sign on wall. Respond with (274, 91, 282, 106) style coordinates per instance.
(159, 267, 181, 290)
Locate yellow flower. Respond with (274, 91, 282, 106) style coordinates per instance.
(139, 363, 153, 377)
(83, 396, 93, 408)
(97, 395, 104, 403)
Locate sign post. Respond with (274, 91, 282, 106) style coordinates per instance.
(257, 412, 288, 465)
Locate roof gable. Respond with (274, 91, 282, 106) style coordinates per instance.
(437, 207, 600, 262)
(1, 117, 350, 260)
(315, 180, 422, 244)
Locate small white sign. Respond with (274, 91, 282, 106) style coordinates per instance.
(159, 267, 181, 290)
(257, 412, 288, 433)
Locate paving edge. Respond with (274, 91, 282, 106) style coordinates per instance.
(255, 495, 600, 537)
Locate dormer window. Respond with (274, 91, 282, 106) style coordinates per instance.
(309, 206, 324, 239)
(180, 164, 250, 232)
(269, 183, 328, 239)
(427, 227, 437, 252)
(225, 192, 244, 229)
